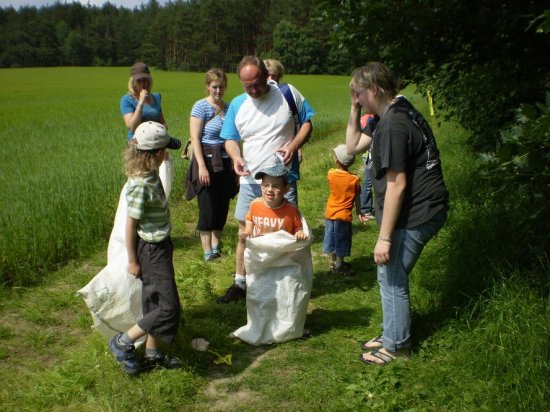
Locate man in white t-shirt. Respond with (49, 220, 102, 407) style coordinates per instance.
(217, 55, 315, 303)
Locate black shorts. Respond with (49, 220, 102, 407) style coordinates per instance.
(136, 236, 181, 343)
(196, 157, 235, 231)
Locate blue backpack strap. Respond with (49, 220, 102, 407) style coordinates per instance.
(277, 83, 302, 182)
(278, 83, 301, 132)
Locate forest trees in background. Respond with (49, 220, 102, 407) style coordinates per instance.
(0, 0, 336, 72)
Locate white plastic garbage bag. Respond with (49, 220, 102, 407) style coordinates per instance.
(77, 183, 143, 343)
(77, 159, 174, 343)
(231, 218, 313, 345)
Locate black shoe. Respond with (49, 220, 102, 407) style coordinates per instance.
(216, 283, 246, 304)
(331, 262, 355, 277)
(143, 352, 183, 370)
(205, 252, 221, 261)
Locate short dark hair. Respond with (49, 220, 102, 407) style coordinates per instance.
(237, 55, 269, 80)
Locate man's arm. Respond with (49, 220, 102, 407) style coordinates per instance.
(278, 120, 312, 165)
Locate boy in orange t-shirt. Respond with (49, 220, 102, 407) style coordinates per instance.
(244, 163, 307, 240)
(323, 145, 368, 275)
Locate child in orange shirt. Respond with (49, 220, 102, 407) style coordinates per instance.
(323, 145, 368, 275)
(231, 162, 312, 345)
(244, 163, 307, 240)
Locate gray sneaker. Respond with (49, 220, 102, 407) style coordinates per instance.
(109, 332, 140, 375)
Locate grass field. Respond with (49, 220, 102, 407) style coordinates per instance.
(0, 68, 548, 411)
(0, 67, 352, 286)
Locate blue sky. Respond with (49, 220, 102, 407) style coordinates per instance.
(1, 0, 171, 9)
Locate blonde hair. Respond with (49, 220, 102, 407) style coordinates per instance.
(124, 139, 161, 177)
(205, 68, 227, 88)
(264, 59, 284, 81)
(350, 62, 400, 98)
(127, 76, 153, 98)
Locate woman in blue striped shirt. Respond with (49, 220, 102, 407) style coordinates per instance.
(185, 69, 238, 261)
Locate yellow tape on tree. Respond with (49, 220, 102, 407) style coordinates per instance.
(427, 88, 435, 116)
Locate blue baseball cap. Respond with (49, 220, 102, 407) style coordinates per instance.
(254, 163, 289, 181)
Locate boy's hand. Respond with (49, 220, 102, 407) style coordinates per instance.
(127, 261, 141, 278)
(294, 230, 307, 240)
(239, 232, 250, 242)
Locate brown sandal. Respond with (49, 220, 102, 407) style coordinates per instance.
(359, 349, 395, 366)
(360, 335, 383, 350)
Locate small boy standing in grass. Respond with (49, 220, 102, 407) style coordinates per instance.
(232, 162, 311, 344)
(109, 121, 183, 375)
(323, 144, 368, 276)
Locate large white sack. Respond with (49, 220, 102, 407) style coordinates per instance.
(106, 183, 128, 264)
(231, 218, 313, 345)
(77, 183, 142, 343)
(77, 254, 143, 341)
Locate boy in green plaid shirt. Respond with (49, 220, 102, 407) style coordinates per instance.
(108, 121, 183, 375)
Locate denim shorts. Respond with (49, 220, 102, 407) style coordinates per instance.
(323, 218, 352, 257)
(234, 183, 262, 222)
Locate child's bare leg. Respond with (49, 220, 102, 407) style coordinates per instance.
(212, 230, 222, 251)
(199, 230, 213, 253)
(127, 324, 147, 342)
(236, 220, 246, 276)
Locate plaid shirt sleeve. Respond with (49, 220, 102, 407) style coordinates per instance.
(126, 180, 148, 220)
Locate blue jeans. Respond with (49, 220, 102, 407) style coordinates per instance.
(234, 183, 262, 222)
(360, 161, 373, 214)
(378, 209, 447, 351)
(285, 181, 298, 206)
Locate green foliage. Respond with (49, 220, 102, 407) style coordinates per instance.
(321, 0, 550, 152)
(272, 20, 326, 74)
(478, 94, 550, 273)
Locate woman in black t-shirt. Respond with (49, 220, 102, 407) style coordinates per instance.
(346, 62, 449, 366)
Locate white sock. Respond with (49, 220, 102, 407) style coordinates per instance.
(235, 274, 246, 290)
